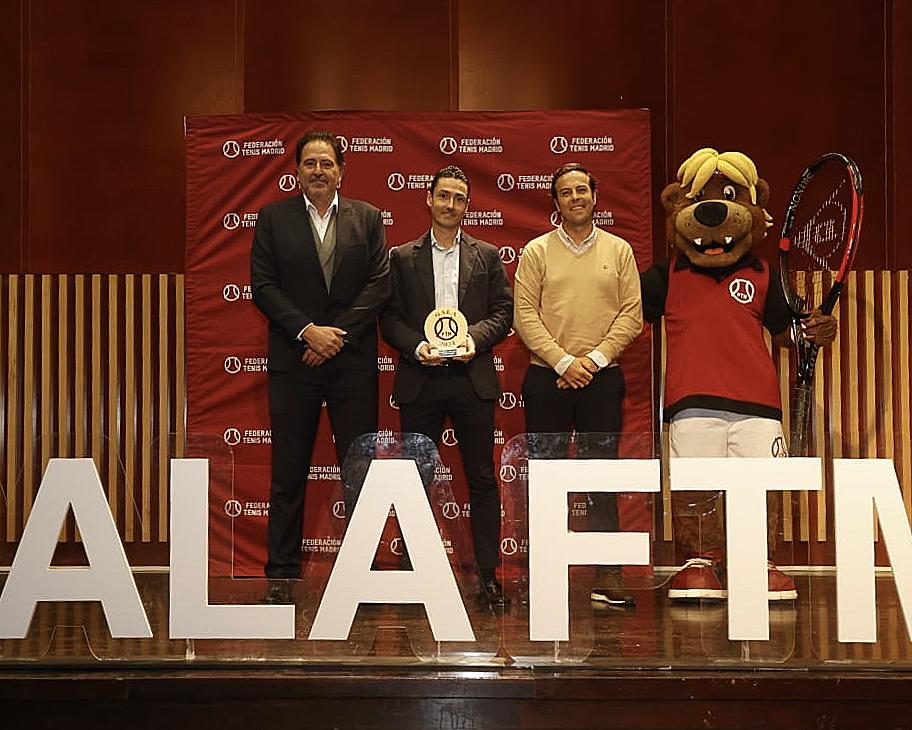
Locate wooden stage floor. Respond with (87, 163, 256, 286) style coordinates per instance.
(3, 571, 912, 728)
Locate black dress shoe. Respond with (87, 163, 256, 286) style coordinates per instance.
(260, 579, 294, 605)
(590, 586, 637, 609)
(481, 578, 511, 608)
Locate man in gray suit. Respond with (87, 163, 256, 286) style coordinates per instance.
(251, 130, 390, 603)
(381, 166, 513, 606)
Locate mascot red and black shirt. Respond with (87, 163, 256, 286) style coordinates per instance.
(641, 254, 792, 422)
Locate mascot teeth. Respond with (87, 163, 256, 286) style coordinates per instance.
(724, 236, 733, 244)
(693, 237, 702, 246)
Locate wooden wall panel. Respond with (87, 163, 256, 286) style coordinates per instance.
(244, 0, 454, 113)
(458, 0, 669, 253)
(26, 0, 244, 274)
(0, 0, 23, 272)
(0, 274, 185, 565)
(458, 0, 666, 112)
(669, 0, 888, 270)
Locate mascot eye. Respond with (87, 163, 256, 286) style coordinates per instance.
(722, 184, 737, 201)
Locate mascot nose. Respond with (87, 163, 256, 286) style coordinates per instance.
(693, 201, 728, 227)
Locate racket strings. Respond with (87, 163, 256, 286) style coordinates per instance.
(790, 180, 851, 271)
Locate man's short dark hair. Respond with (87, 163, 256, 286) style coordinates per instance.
(550, 162, 598, 202)
(295, 131, 345, 166)
(430, 165, 471, 195)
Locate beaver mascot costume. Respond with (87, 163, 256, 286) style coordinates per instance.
(640, 148, 837, 601)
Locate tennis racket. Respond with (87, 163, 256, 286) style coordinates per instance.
(779, 153, 864, 456)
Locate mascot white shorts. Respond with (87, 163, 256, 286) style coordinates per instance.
(669, 408, 788, 459)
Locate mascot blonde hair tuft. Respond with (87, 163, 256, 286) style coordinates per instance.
(677, 147, 773, 227)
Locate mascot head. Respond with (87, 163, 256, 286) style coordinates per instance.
(662, 148, 772, 269)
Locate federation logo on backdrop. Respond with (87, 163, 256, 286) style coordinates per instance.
(462, 210, 503, 228)
(278, 174, 298, 192)
(499, 246, 516, 264)
(336, 135, 349, 153)
(439, 136, 458, 155)
(222, 283, 252, 302)
(442, 428, 458, 447)
(309, 464, 341, 481)
(568, 135, 615, 153)
(442, 502, 461, 520)
(496, 173, 515, 192)
(500, 464, 518, 483)
(223, 212, 257, 229)
(550, 211, 561, 227)
(223, 356, 267, 374)
(550, 135, 569, 154)
(346, 136, 394, 153)
(397, 173, 434, 190)
(222, 137, 285, 158)
(500, 537, 518, 556)
(224, 499, 242, 518)
(499, 392, 518, 410)
(517, 173, 553, 191)
(332, 501, 346, 519)
(224, 427, 271, 445)
(387, 172, 405, 191)
(593, 210, 615, 227)
(441, 135, 503, 154)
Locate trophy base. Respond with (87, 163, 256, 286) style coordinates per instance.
(430, 345, 467, 359)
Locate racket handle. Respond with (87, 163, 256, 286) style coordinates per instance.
(789, 383, 814, 457)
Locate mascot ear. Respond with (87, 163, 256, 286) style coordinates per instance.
(756, 178, 770, 208)
(661, 182, 685, 212)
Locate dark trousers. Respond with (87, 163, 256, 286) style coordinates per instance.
(265, 355, 378, 579)
(522, 364, 625, 532)
(399, 365, 501, 578)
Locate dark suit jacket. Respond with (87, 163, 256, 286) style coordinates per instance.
(250, 194, 390, 372)
(381, 231, 513, 404)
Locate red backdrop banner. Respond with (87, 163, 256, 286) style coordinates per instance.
(185, 110, 654, 577)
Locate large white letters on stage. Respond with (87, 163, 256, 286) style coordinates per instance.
(169, 459, 295, 639)
(670, 458, 823, 641)
(2, 457, 912, 644)
(528, 459, 658, 641)
(309, 459, 474, 641)
(0, 459, 151, 639)
(834, 459, 912, 643)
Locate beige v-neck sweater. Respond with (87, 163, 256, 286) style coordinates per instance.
(513, 228, 643, 370)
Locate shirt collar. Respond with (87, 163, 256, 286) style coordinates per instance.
(302, 191, 339, 218)
(673, 252, 764, 278)
(556, 223, 597, 249)
(430, 227, 461, 252)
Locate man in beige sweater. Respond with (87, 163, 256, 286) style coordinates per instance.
(513, 162, 643, 607)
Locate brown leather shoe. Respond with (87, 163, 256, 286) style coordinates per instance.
(481, 578, 511, 608)
(590, 586, 637, 608)
(260, 579, 294, 604)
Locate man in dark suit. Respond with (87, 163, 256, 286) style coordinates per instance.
(251, 130, 390, 603)
(381, 166, 513, 606)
